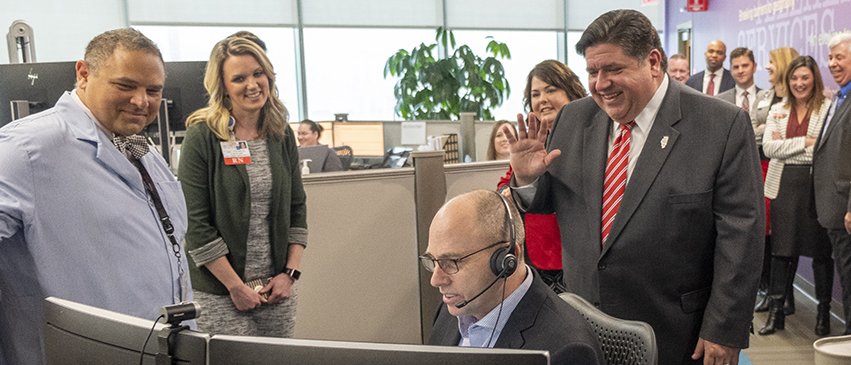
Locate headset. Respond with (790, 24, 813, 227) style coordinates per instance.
(455, 192, 518, 309)
(489, 191, 518, 278)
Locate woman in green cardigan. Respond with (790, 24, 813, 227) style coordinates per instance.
(178, 36, 307, 337)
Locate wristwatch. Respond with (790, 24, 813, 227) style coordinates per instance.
(284, 268, 301, 280)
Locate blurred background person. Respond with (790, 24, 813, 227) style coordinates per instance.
(759, 56, 833, 336)
(487, 120, 515, 160)
(179, 36, 308, 337)
(752, 47, 800, 314)
(497, 60, 587, 293)
(686, 40, 734, 95)
(668, 54, 690, 84)
(296, 119, 343, 172)
(717, 47, 760, 113)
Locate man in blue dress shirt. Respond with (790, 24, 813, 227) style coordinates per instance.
(423, 190, 603, 365)
(0, 28, 192, 365)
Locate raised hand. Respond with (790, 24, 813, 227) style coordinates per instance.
(503, 112, 561, 186)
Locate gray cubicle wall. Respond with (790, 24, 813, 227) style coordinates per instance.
(292, 159, 511, 345)
(295, 168, 421, 344)
(445, 160, 511, 200)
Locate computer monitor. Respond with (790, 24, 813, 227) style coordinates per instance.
(0, 61, 77, 127)
(142, 61, 209, 136)
(332, 122, 385, 157)
(43, 297, 208, 365)
(209, 335, 550, 365)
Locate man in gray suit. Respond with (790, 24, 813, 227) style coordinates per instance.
(813, 32, 851, 335)
(504, 9, 763, 365)
(686, 40, 736, 95)
(717, 47, 760, 112)
(423, 190, 603, 365)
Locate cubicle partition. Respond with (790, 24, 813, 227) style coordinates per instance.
(293, 154, 510, 344)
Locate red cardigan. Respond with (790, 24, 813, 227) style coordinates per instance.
(498, 165, 562, 270)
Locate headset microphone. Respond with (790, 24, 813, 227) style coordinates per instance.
(455, 267, 508, 309)
(455, 192, 518, 309)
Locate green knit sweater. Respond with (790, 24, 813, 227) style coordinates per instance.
(178, 122, 307, 295)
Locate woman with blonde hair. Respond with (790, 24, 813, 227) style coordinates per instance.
(178, 36, 307, 337)
(759, 56, 833, 336)
(751, 47, 800, 314)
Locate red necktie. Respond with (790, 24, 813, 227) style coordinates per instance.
(706, 73, 716, 96)
(742, 90, 750, 113)
(602, 121, 635, 246)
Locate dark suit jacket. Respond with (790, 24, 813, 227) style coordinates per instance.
(686, 69, 735, 95)
(429, 270, 604, 365)
(521, 81, 764, 365)
(813, 95, 851, 229)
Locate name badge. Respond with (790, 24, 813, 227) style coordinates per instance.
(757, 99, 771, 109)
(221, 140, 251, 165)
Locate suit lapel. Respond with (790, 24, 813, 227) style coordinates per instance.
(494, 270, 547, 350)
(601, 83, 682, 257)
(583, 111, 613, 248)
(817, 96, 851, 151)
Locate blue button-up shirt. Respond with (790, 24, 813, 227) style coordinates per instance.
(0, 92, 192, 365)
(457, 265, 533, 348)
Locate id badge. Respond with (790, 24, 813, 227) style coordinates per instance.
(221, 140, 251, 165)
(757, 99, 771, 109)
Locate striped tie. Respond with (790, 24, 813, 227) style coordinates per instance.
(602, 121, 635, 246)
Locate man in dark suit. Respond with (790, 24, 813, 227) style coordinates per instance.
(504, 10, 763, 365)
(423, 190, 603, 365)
(686, 40, 735, 95)
(717, 47, 760, 113)
(813, 32, 851, 335)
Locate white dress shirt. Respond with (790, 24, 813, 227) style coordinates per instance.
(735, 84, 757, 112)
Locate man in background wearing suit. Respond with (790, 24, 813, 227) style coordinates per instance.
(717, 47, 760, 113)
(424, 190, 603, 365)
(813, 32, 851, 335)
(504, 9, 763, 365)
(687, 40, 736, 95)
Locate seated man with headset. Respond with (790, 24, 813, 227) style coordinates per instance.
(422, 190, 604, 364)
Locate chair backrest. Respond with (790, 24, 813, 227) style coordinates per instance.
(333, 145, 353, 171)
(559, 292, 658, 365)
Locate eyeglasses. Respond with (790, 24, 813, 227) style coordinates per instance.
(419, 241, 508, 274)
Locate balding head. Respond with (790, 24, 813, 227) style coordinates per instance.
(424, 190, 526, 319)
(705, 40, 727, 72)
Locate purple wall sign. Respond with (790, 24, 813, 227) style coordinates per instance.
(666, 0, 851, 93)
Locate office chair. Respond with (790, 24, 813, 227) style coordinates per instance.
(333, 145, 353, 171)
(559, 292, 658, 365)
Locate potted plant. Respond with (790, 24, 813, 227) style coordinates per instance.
(384, 27, 511, 120)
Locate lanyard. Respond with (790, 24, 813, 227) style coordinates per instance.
(129, 157, 188, 302)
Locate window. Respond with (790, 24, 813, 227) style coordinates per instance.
(302, 27, 433, 121)
(452, 30, 560, 121)
(135, 26, 300, 120)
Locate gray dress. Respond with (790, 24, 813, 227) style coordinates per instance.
(194, 139, 298, 337)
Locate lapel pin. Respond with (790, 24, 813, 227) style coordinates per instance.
(660, 136, 669, 149)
